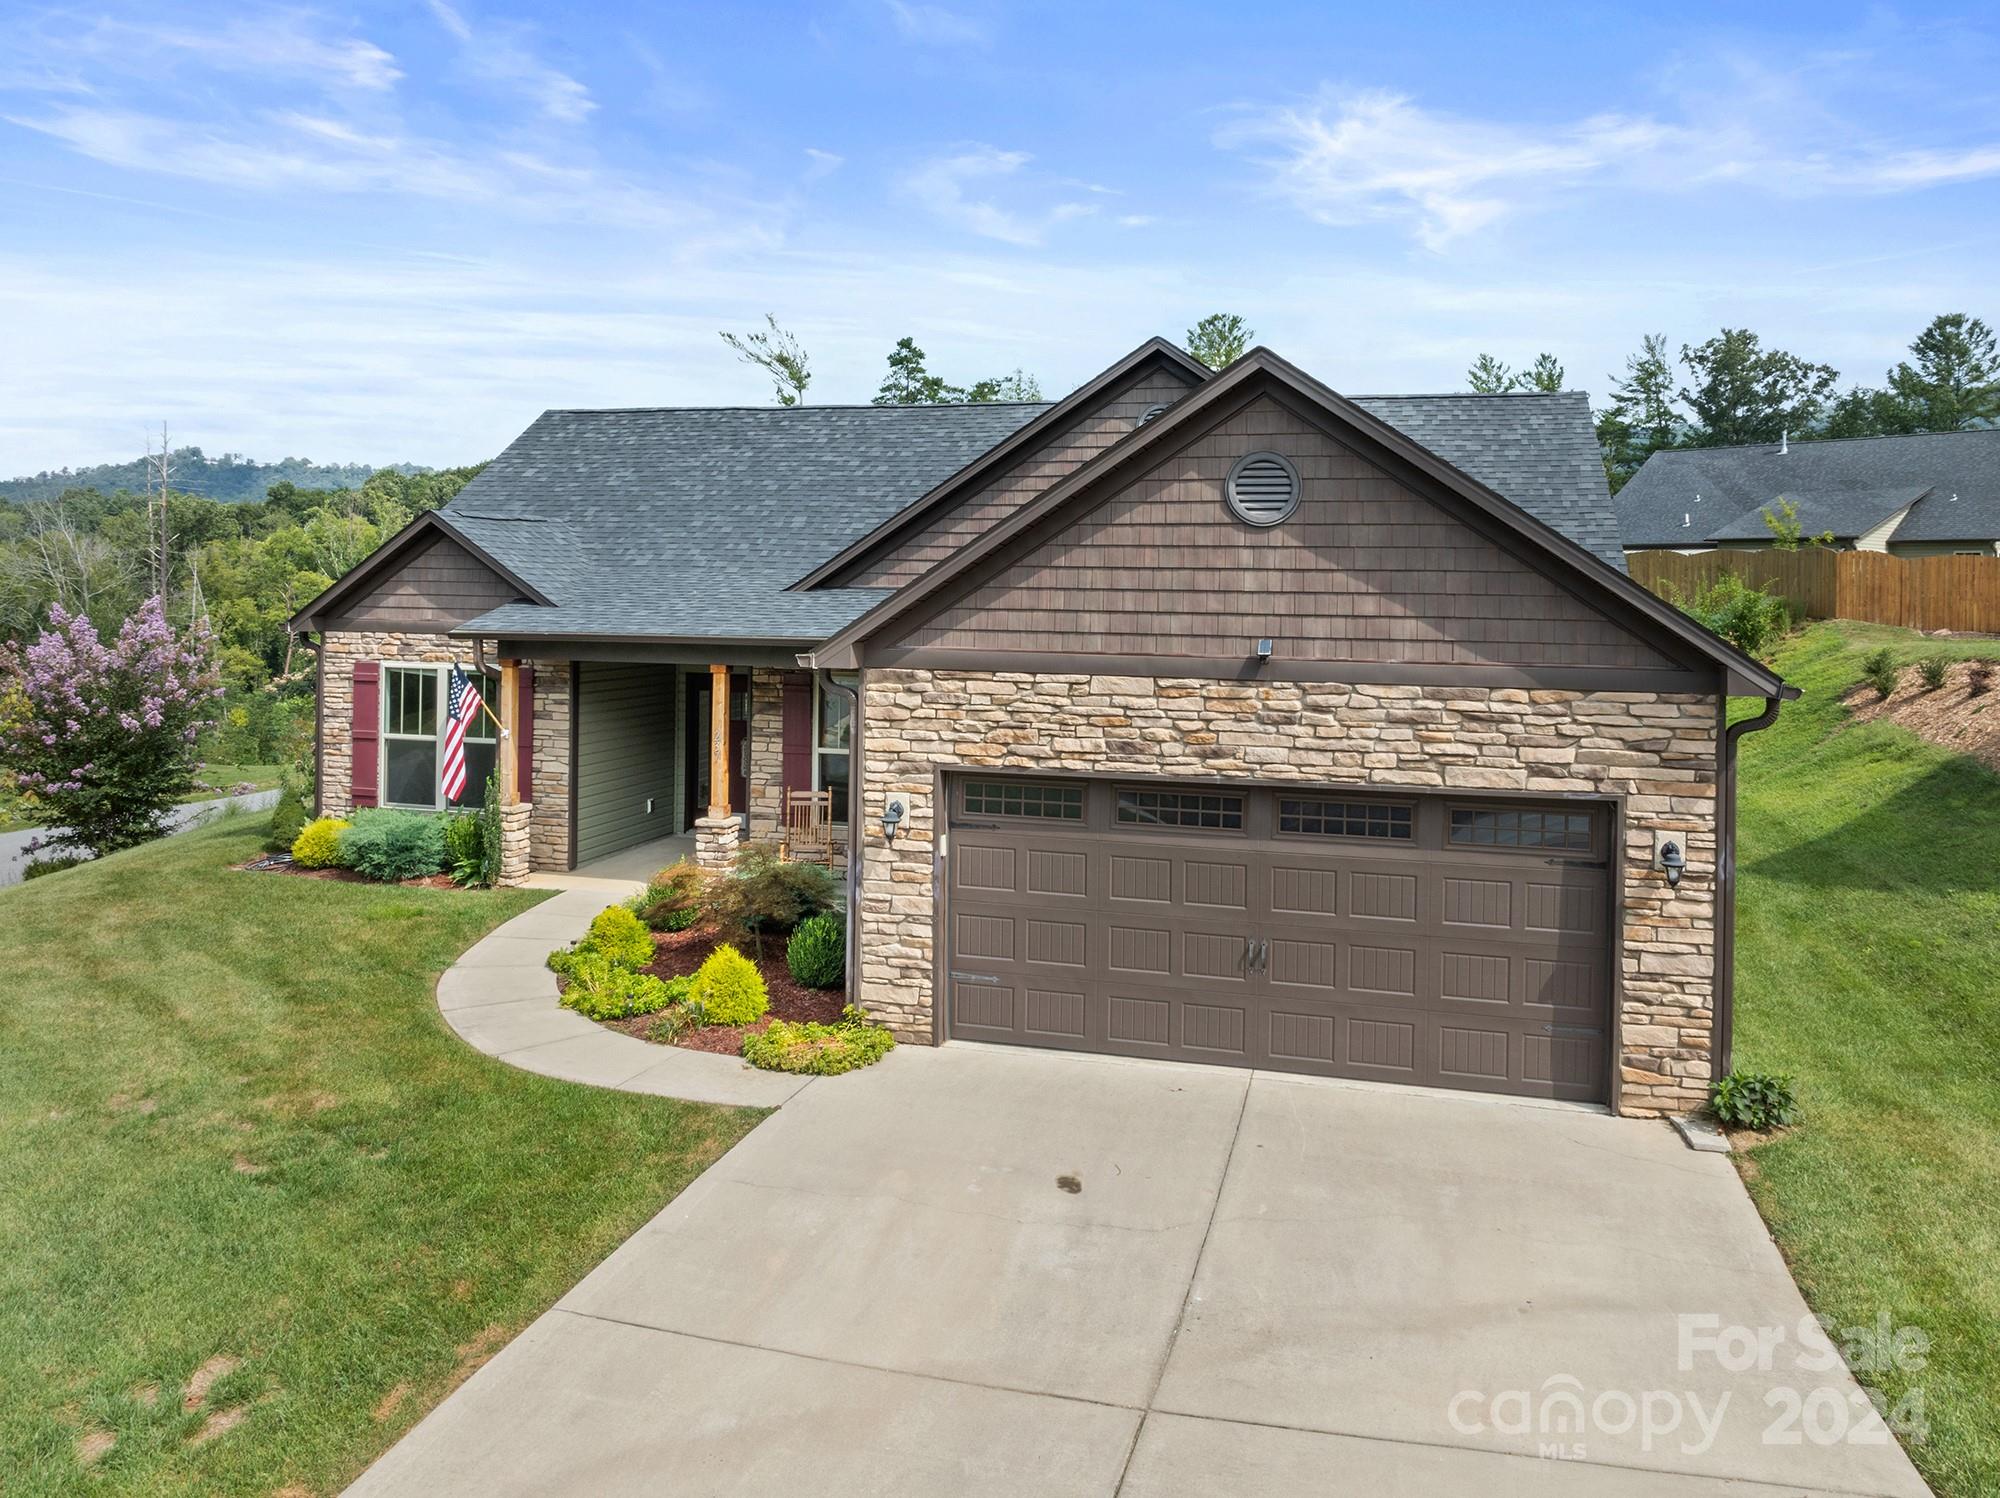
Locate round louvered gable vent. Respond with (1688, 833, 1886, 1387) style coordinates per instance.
(1225, 451, 1300, 526)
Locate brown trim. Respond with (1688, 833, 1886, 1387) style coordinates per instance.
(566, 661, 580, 872)
(290, 510, 550, 630)
(309, 634, 325, 817)
(866, 646, 1719, 695)
(807, 349, 1793, 700)
(490, 636, 815, 669)
(812, 668, 864, 1003)
(1715, 686, 1786, 1081)
(793, 338, 1210, 591)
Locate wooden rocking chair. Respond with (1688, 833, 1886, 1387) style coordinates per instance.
(781, 788, 834, 866)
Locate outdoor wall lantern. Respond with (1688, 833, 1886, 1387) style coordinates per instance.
(1658, 839, 1686, 889)
(881, 798, 906, 843)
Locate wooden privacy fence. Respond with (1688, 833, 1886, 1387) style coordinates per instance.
(1629, 549, 2000, 635)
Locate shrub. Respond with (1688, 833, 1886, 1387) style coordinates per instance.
(742, 1006, 895, 1075)
(560, 968, 683, 1021)
(1916, 654, 1950, 692)
(1970, 660, 1995, 697)
(1666, 574, 1790, 659)
(585, 905, 656, 969)
(475, 771, 504, 886)
(22, 853, 88, 880)
(442, 811, 487, 886)
(291, 816, 349, 869)
(643, 990, 706, 1043)
(337, 808, 448, 882)
(1865, 660, 1901, 700)
(1709, 1068, 1799, 1131)
(0, 598, 223, 857)
(688, 943, 769, 1025)
(706, 846, 838, 950)
(265, 787, 309, 852)
(786, 912, 845, 989)
(628, 858, 709, 932)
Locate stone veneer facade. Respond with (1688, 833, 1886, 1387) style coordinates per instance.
(527, 666, 572, 872)
(857, 668, 1722, 1118)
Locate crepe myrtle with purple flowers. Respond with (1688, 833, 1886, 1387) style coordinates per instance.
(0, 597, 223, 857)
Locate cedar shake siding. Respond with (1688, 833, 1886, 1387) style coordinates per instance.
(321, 533, 525, 631)
(845, 364, 1201, 589)
(899, 394, 1677, 672)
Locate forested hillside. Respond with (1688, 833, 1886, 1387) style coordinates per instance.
(0, 449, 420, 506)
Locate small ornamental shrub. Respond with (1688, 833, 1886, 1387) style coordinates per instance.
(1970, 660, 1995, 697)
(1709, 1068, 1799, 1131)
(266, 787, 309, 852)
(742, 1006, 895, 1075)
(442, 811, 486, 886)
(1916, 654, 1950, 692)
(786, 912, 845, 989)
(1666, 574, 1790, 659)
(628, 859, 709, 932)
(291, 816, 349, 869)
(688, 943, 769, 1026)
(474, 771, 504, 886)
(706, 846, 838, 949)
(549, 944, 612, 986)
(22, 853, 88, 880)
(0, 597, 223, 857)
(337, 808, 448, 882)
(560, 967, 679, 1021)
(585, 905, 656, 969)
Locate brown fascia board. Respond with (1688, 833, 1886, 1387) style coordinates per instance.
(809, 347, 1794, 700)
(790, 337, 1212, 591)
(288, 509, 552, 630)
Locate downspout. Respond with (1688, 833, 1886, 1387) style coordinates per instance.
(812, 665, 863, 1003)
(299, 632, 324, 817)
(1714, 691, 1788, 1079)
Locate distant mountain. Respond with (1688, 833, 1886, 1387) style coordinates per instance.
(0, 448, 426, 505)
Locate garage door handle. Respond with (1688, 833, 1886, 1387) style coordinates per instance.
(950, 971, 1002, 985)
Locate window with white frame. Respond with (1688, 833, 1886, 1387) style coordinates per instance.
(812, 673, 857, 823)
(380, 664, 498, 810)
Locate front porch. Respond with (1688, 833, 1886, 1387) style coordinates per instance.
(485, 648, 852, 887)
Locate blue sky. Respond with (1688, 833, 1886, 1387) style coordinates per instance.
(3, 0, 1999, 473)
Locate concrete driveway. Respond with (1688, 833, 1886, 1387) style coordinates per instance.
(350, 1046, 1930, 1497)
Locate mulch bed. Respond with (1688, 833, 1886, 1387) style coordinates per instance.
(1843, 658, 2000, 774)
(597, 926, 845, 1052)
(235, 853, 458, 889)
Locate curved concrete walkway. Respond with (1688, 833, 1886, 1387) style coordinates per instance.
(437, 884, 812, 1107)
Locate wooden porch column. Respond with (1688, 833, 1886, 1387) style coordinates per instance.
(708, 662, 731, 817)
(498, 659, 524, 805)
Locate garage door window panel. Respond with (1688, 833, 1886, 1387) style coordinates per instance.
(1115, 788, 1245, 831)
(1449, 806, 1596, 853)
(962, 780, 1083, 820)
(1278, 797, 1413, 840)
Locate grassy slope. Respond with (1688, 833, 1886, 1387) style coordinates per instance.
(1733, 622, 2000, 1496)
(0, 820, 759, 1496)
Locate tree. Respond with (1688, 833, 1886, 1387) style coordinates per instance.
(1678, 329, 1838, 448)
(873, 337, 956, 404)
(964, 368, 1043, 402)
(1760, 498, 1833, 551)
(1519, 353, 1565, 392)
(0, 596, 222, 856)
(1466, 354, 1515, 393)
(719, 314, 812, 406)
(1885, 313, 2000, 432)
(1596, 333, 1682, 491)
(1821, 386, 1914, 439)
(1186, 313, 1252, 370)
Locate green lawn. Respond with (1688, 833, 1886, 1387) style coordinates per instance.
(1733, 621, 2000, 1497)
(0, 820, 759, 1495)
(187, 764, 283, 801)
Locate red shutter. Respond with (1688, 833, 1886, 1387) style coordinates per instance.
(781, 671, 813, 798)
(351, 661, 380, 809)
(515, 665, 534, 795)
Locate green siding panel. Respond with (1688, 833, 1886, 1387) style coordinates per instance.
(575, 663, 677, 863)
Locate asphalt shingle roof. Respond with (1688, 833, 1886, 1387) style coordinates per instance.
(1617, 428, 2000, 549)
(448, 386, 1624, 642)
(1700, 486, 1929, 543)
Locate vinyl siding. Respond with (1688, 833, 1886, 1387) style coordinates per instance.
(574, 663, 677, 863)
(326, 535, 523, 630)
(903, 393, 1677, 670)
(1890, 538, 1999, 557)
(849, 364, 1200, 588)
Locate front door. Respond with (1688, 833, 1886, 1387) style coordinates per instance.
(684, 671, 749, 828)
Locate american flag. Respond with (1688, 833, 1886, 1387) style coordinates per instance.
(441, 663, 483, 803)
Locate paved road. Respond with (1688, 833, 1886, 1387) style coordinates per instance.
(348, 1045, 1932, 1498)
(0, 788, 278, 888)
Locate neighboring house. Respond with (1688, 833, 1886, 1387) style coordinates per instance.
(1618, 427, 2000, 556)
(293, 339, 1793, 1119)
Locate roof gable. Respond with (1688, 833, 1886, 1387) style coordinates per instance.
(291, 510, 545, 632)
(812, 349, 1789, 697)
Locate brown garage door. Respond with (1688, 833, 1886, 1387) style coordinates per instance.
(942, 775, 1612, 1102)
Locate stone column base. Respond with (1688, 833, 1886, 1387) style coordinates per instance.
(694, 814, 742, 873)
(497, 801, 534, 887)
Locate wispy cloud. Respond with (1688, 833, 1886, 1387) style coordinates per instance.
(1221, 80, 2000, 250)
(26, 11, 401, 92)
(883, 0, 988, 48)
(803, 147, 844, 180)
(425, 0, 594, 123)
(902, 145, 1095, 245)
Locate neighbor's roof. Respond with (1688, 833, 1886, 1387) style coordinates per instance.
(436, 383, 1626, 642)
(1618, 428, 2000, 548)
(1700, 486, 1930, 543)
